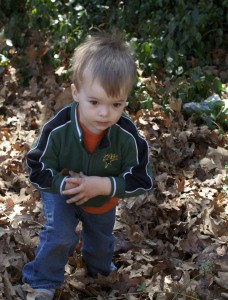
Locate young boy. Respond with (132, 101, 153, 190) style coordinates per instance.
(22, 32, 153, 299)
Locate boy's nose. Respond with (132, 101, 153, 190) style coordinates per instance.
(99, 106, 109, 116)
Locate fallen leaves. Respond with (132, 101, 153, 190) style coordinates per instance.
(0, 45, 228, 299)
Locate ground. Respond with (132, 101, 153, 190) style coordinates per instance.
(0, 50, 228, 299)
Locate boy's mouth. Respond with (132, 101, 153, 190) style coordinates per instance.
(96, 121, 109, 126)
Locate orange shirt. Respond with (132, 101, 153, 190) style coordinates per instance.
(78, 114, 118, 214)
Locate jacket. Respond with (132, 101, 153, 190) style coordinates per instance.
(27, 102, 153, 207)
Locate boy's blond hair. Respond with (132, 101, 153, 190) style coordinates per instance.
(72, 31, 136, 97)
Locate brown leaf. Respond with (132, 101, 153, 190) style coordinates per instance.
(179, 231, 206, 254)
(54, 85, 72, 111)
(214, 272, 228, 289)
(221, 293, 228, 299)
(168, 97, 182, 112)
(3, 270, 17, 299)
(5, 198, 14, 212)
(176, 176, 185, 192)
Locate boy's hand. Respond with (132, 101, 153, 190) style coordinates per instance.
(63, 171, 81, 191)
(62, 173, 112, 205)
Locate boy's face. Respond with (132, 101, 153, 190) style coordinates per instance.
(71, 75, 128, 134)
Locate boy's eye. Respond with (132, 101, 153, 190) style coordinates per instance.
(89, 100, 98, 105)
(113, 103, 122, 108)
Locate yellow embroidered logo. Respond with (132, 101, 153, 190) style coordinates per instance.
(103, 153, 118, 168)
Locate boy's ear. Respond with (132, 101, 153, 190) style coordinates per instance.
(71, 83, 78, 102)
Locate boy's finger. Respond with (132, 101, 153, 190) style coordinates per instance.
(66, 194, 86, 204)
(66, 197, 77, 204)
(65, 177, 83, 184)
(62, 187, 79, 195)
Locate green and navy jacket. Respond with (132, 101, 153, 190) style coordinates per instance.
(27, 102, 153, 207)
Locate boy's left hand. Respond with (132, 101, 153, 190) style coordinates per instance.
(61, 173, 111, 205)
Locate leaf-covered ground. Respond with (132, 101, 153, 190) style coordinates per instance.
(0, 47, 228, 300)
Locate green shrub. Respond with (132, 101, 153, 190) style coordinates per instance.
(0, 0, 227, 130)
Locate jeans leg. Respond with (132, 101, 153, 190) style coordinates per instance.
(22, 192, 80, 289)
(80, 208, 116, 277)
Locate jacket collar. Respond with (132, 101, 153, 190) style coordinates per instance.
(73, 102, 111, 149)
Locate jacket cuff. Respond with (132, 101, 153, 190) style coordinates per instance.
(59, 176, 69, 193)
(52, 175, 69, 193)
(110, 177, 125, 198)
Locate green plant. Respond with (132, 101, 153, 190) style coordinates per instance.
(1, 1, 227, 68)
(0, 54, 9, 67)
(136, 282, 147, 292)
(0, 0, 227, 131)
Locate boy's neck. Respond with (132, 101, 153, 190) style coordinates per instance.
(77, 106, 105, 137)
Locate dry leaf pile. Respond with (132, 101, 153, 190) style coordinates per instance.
(0, 51, 228, 300)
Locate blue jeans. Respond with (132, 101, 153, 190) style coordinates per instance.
(22, 192, 116, 289)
